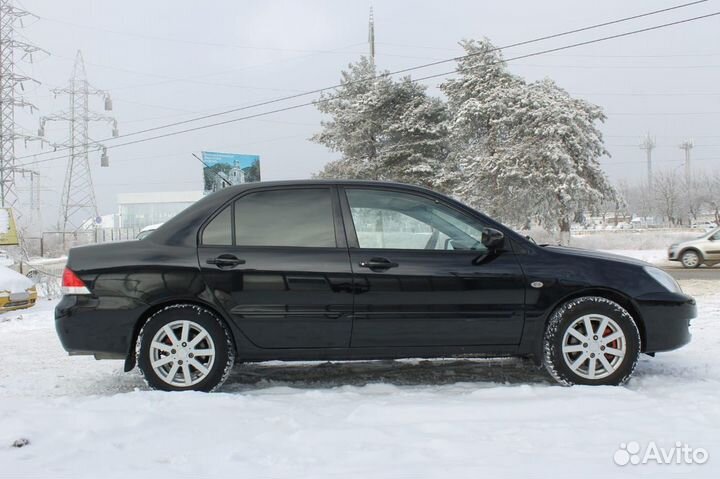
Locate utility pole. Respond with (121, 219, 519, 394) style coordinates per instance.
(368, 6, 375, 65)
(679, 139, 693, 184)
(39, 50, 117, 235)
(0, 0, 45, 222)
(639, 133, 655, 188)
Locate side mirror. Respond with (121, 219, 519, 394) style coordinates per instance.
(482, 227, 505, 250)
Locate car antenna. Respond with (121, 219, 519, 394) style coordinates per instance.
(192, 153, 233, 187)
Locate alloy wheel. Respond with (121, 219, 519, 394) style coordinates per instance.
(149, 320, 216, 387)
(561, 314, 626, 380)
(681, 251, 700, 268)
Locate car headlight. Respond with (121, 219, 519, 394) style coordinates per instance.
(644, 266, 682, 293)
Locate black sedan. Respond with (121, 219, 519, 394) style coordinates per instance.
(56, 180, 696, 391)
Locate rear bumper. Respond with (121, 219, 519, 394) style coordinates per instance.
(55, 295, 146, 358)
(635, 292, 696, 352)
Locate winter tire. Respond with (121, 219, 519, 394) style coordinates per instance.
(681, 250, 701, 269)
(543, 296, 640, 386)
(137, 304, 235, 392)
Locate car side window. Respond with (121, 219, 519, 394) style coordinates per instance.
(345, 188, 488, 252)
(202, 205, 232, 245)
(234, 189, 336, 247)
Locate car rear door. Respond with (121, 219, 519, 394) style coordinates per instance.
(197, 186, 354, 349)
(340, 186, 526, 348)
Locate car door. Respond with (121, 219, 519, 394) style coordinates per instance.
(340, 186, 526, 348)
(197, 186, 354, 349)
(704, 229, 720, 260)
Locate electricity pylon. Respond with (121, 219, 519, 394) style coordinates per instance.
(39, 50, 117, 234)
(0, 0, 45, 222)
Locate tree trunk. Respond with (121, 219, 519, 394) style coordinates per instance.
(558, 217, 571, 246)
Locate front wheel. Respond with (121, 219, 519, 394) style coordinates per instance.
(543, 296, 640, 386)
(137, 304, 235, 392)
(681, 250, 701, 269)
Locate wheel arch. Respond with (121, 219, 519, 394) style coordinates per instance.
(544, 288, 646, 353)
(679, 246, 704, 261)
(123, 298, 237, 372)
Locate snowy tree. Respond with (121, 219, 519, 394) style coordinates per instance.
(679, 173, 713, 226)
(617, 180, 654, 225)
(312, 57, 449, 189)
(706, 170, 720, 224)
(442, 39, 617, 242)
(654, 170, 682, 225)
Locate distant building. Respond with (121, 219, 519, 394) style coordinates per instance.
(117, 191, 204, 229)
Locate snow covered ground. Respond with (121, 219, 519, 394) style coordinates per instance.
(1, 281, 719, 478)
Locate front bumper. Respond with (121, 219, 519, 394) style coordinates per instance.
(667, 247, 680, 261)
(0, 288, 38, 312)
(55, 294, 147, 358)
(635, 292, 696, 352)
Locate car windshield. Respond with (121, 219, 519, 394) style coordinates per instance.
(696, 226, 719, 240)
(705, 227, 720, 239)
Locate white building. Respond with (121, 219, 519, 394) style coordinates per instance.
(117, 191, 204, 229)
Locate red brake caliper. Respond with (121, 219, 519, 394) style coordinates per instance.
(604, 326, 617, 361)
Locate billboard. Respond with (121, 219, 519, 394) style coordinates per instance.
(202, 151, 261, 193)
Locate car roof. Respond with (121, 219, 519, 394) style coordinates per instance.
(149, 180, 440, 246)
(213, 179, 435, 194)
(147, 179, 522, 248)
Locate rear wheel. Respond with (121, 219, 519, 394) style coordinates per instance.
(137, 304, 235, 392)
(681, 250, 701, 269)
(543, 296, 640, 386)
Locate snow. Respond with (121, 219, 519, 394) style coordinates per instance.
(0, 265, 34, 293)
(1, 283, 719, 478)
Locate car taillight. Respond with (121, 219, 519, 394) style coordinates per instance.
(62, 267, 90, 295)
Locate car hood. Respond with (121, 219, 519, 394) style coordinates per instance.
(675, 235, 713, 248)
(0, 266, 34, 293)
(543, 245, 650, 267)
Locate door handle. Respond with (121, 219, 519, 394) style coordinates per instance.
(359, 257, 398, 271)
(206, 254, 246, 268)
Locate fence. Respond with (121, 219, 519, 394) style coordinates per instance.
(17, 256, 67, 298)
(11, 228, 140, 299)
(23, 228, 141, 258)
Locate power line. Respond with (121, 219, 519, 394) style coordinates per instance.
(15, 1, 710, 164)
(35, 15, 369, 55)
(17, 9, 720, 169)
(406, 11, 720, 85)
(17, 8, 720, 169)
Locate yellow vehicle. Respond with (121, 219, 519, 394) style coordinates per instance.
(0, 266, 38, 312)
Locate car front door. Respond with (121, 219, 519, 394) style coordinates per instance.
(197, 186, 354, 349)
(340, 186, 526, 348)
(704, 229, 720, 261)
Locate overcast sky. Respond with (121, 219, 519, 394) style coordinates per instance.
(11, 0, 720, 228)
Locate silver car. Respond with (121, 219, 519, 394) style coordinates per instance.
(668, 227, 720, 268)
